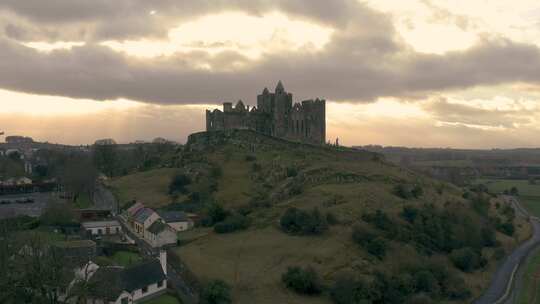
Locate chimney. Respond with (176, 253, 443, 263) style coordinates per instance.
(159, 249, 167, 275)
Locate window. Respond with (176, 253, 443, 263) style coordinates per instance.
(142, 286, 148, 294)
(158, 280, 164, 288)
(121, 297, 128, 304)
(116, 227, 120, 233)
(98, 229, 102, 235)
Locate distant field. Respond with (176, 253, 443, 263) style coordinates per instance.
(412, 159, 474, 167)
(108, 168, 177, 208)
(111, 251, 142, 267)
(517, 248, 540, 304)
(473, 178, 540, 217)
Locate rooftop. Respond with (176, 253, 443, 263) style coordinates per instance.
(89, 260, 166, 300)
(157, 210, 190, 223)
(81, 220, 121, 229)
(133, 207, 155, 223)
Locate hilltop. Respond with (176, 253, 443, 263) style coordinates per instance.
(110, 130, 530, 304)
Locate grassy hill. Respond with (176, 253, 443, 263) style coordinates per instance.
(108, 168, 178, 208)
(114, 130, 530, 304)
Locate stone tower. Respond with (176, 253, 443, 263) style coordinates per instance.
(206, 81, 325, 145)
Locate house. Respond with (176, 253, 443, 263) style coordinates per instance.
(146, 220, 178, 247)
(126, 202, 144, 224)
(16, 177, 32, 185)
(157, 210, 194, 232)
(87, 253, 168, 304)
(82, 220, 122, 236)
(133, 208, 160, 237)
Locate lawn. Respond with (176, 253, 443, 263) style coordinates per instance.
(111, 250, 143, 267)
(517, 248, 540, 304)
(108, 168, 177, 208)
(142, 294, 181, 304)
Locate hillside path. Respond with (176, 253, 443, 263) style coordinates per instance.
(474, 196, 540, 304)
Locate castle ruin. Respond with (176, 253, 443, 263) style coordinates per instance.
(206, 81, 326, 145)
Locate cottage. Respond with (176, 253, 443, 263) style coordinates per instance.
(146, 220, 178, 247)
(157, 210, 194, 232)
(133, 208, 160, 237)
(82, 220, 122, 236)
(87, 256, 167, 303)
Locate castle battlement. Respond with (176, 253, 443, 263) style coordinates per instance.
(206, 81, 326, 145)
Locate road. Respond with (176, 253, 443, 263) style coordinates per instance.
(0, 192, 58, 219)
(91, 183, 118, 213)
(474, 196, 540, 304)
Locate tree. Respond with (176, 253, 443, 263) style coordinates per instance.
(59, 155, 98, 203)
(449, 247, 483, 272)
(41, 199, 77, 227)
(201, 280, 232, 304)
(281, 266, 321, 295)
(93, 144, 118, 177)
(168, 173, 191, 195)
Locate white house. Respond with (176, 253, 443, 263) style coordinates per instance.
(82, 220, 122, 236)
(157, 210, 194, 232)
(133, 208, 161, 238)
(146, 220, 178, 248)
(87, 253, 168, 304)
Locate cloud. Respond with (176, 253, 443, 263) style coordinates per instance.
(1, 0, 540, 107)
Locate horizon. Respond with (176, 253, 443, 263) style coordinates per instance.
(3, 1, 540, 148)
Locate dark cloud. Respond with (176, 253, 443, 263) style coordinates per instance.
(0, 0, 362, 41)
(0, 1, 540, 105)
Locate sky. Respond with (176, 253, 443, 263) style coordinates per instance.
(2, 0, 540, 148)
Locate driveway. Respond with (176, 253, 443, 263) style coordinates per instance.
(474, 196, 540, 304)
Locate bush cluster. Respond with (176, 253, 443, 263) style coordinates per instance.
(352, 225, 387, 259)
(331, 261, 471, 304)
(214, 213, 250, 233)
(280, 207, 328, 235)
(394, 184, 424, 199)
(282, 266, 321, 295)
(201, 280, 232, 304)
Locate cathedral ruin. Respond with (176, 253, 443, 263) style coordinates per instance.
(206, 81, 326, 145)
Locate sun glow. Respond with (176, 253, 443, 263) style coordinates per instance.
(101, 11, 334, 59)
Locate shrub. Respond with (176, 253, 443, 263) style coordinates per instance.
(449, 247, 483, 272)
(352, 225, 387, 259)
(394, 184, 424, 199)
(169, 173, 191, 194)
(214, 213, 250, 233)
(401, 206, 419, 223)
(282, 266, 321, 295)
(245, 155, 256, 162)
(201, 280, 232, 304)
(330, 274, 370, 304)
(202, 203, 227, 226)
(286, 167, 298, 177)
(481, 226, 497, 247)
(326, 212, 339, 225)
(280, 207, 328, 235)
(496, 221, 515, 236)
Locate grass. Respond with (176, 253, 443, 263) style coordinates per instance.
(108, 168, 177, 208)
(74, 192, 93, 209)
(111, 250, 143, 267)
(142, 294, 181, 304)
(517, 248, 540, 304)
(473, 178, 540, 217)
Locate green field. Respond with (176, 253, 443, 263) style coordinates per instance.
(142, 294, 181, 304)
(517, 248, 540, 303)
(474, 179, 540, 217)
